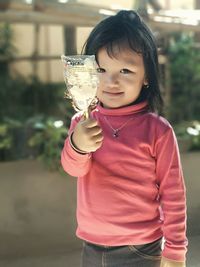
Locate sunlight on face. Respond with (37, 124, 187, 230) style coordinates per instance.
(96, 46, 147, 109)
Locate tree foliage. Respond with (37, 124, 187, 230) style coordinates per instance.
(168, 33, 200, 123)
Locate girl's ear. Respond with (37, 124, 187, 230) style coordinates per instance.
(143, 79, 149, 87)
(143, 75, 148, 86)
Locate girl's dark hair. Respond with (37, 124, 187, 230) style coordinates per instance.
(82, 10, 164, 114)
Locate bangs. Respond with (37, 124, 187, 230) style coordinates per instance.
(91, 23, 149, 63)
(104, 36, 144, 60)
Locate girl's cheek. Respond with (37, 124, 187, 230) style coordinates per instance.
(98, 75, 106, 84)
(96, 89, 102, 101)
(97, 79, 105, 89)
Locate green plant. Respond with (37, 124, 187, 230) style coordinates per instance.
(168, 33, 200, 123)
(0, 22, 17, 74)
(0, 118, 23, 160)
(0, 124, 12, 149)
(174, 120, 200, 151)
(0, 22, 74, 163)
(186, 121, 200, 151)
(28, 116, 68, 170)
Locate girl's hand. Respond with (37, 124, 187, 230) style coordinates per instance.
(72, 117, 103, 153)
(160, 257, 186, 267)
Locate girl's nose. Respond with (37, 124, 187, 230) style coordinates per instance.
(105, 73, 119, 86)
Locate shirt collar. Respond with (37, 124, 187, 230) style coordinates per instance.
(96, 101, 149, 116)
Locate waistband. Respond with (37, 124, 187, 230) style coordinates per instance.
(83, 237, 163, 250)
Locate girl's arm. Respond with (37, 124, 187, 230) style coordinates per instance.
(155, 126, 188, 263)
(61, 113, 92, 177)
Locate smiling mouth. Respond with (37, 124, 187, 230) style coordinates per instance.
(103, 91, 124, 96)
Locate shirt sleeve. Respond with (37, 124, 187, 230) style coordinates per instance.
(155, 126, 188, 262)
(61, 114, 92, 177)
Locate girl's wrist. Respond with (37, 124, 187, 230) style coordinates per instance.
(69, 133, 88, 155)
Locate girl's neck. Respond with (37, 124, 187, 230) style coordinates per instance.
(97, 100, 149, 116)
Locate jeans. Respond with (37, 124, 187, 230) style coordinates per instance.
(81, 238, 162, 267)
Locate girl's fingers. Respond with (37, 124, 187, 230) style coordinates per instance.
(90, 141, 103, 151)
(84, 119, 99, 128)
(94, 133, 104, 143)
(88, 126, 102, 136)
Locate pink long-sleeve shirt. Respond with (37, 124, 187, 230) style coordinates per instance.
(61, 101, 188, 262)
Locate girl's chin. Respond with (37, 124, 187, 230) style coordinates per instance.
(99, 100, 138, 109)
(100, 102, 128, 109)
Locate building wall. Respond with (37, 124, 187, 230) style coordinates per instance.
(9, 0, 195, 83)
(159, 0, 194, 9)
(10, 24, 65, 83)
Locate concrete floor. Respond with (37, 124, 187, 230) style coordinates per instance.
(0, 235, 199, 267)
(0, 159, 199, 267)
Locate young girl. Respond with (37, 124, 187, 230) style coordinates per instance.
(61, 10, 187, 267)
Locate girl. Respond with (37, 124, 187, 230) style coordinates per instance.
(61, 10, 187, 267)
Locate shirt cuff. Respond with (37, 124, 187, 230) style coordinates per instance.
(162, 243, 187, 262)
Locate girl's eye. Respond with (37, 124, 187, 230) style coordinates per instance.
(96, 68, 105, 73)
(120, 69, 132, 74)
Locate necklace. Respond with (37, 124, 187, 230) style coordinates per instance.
(104, 116, 133, 138)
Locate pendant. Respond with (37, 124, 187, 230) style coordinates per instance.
(113, 130, 119, 138)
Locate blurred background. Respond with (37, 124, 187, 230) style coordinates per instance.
(0, 0, 200, 266)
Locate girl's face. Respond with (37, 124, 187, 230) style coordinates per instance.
(96, 46, 148, 109)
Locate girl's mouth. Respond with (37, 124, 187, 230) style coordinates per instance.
(103, 91, 124, 97)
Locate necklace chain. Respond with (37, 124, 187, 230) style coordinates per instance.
(104, 116, 133, 138)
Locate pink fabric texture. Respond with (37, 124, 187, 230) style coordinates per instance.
(61, 101, 188, 262)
